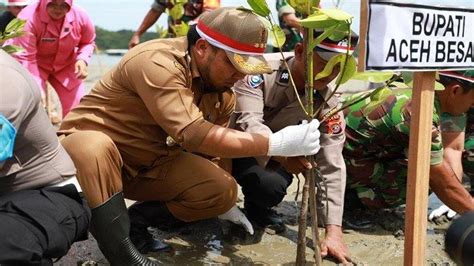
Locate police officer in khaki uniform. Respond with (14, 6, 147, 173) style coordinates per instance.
(232, 31, 358, 263)
(58, 7, 322, 265)
(0, 50, 89, 265)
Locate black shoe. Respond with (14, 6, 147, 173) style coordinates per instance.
(129, 223, 171, 254)
(129, 201, 182, 254)
(344, 188, 365, 210)
(244, 203, 286, 233)
(342, 216, 374, 230)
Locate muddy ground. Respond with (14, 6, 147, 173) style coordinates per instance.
(51, 60, 453, 265)
(55, 180, 453, 265)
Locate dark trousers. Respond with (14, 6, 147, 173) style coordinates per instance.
(232, 157, 293, 209)
(0, 185, 90, 265)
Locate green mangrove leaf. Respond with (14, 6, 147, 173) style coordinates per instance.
(247, 0, 270, 17)
(364, 87, 393, 114)
(328, 22, 350, 41)
(155, 25, 169, 38)
(1, 44, 23, 54)
(269, 24, 286, 48)
(5, 18, 26, 34)
(1, 18, 26, 45)
(435, 81, 445, 91)
(289, 0, 307, 14)
(299, 12, 339, 28)
(168, 4, 184, 20)
(1, 30, 25, 41)
(351, 72, 395, 83)
(315, 54, 344, 80)
(320, 8, 353, 21)
(390, 81, 410, 89)
(310, 23, 339, 50)
(336, 55, 357, 84)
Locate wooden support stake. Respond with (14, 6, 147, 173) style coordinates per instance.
(403, 71, 436, 266)
(357, 0, 368, 73)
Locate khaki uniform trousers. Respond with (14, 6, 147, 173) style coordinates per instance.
(60, 130, 237, 222)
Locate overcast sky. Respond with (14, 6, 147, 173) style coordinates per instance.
(64, 0, 473, 32)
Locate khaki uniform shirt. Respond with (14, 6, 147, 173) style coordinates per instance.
(232, 55, 346, 226)
(0, 50, 76, 194)
(59, 37, 235, 179)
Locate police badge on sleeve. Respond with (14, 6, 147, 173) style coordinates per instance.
(326, 114, 343, 135)
(246, 75, 264, 88)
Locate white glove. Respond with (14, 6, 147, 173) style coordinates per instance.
(218, 205, 254, 235)
(428, 204, 457, 220)
(268, 119, 321, 157)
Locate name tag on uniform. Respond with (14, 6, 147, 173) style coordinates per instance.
(41, 37, 56, 42)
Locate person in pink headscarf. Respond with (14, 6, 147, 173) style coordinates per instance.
(6, 0, 95, 117)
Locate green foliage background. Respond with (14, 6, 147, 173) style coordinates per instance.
(95, 26, 157, 50)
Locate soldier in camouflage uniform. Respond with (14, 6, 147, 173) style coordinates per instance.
(129, 0, 220, 48)
(463, 108, 474, 182)
(232, 30, 359, 263)
(275, 0, 302, 52)
(343, 70, 474, 215)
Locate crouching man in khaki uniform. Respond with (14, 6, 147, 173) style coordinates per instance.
(231, 30, 359, 263)
(58, 7, 322, 265)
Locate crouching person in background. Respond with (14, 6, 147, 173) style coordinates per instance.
(0, 49, 90, 265)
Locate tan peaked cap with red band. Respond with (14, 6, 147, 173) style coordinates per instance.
(196, 7, 272, 75)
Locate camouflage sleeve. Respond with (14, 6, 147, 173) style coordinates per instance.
(440, 112, 467, 132)
(399, 119, 443, 165)
(428, 110, 445, 165)
(429, 125, 444, 165)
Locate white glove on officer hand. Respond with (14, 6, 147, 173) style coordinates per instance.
(218, 205, 254, 235)
(428, 204, 457, 221)
(268, 119, 321, 157)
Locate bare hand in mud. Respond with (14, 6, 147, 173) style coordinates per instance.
(321, 225, 352, 264)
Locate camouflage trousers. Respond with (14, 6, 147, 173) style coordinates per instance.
(345, 157, 407, 209)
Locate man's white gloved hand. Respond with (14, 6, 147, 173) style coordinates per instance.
(218, 205, 254, 235)
(268, 119, 320, 157)
(429, 204, 457, 220)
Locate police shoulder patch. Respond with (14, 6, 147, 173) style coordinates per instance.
(246, 75, 264, 88)
(278, 70, 289, 84)
(326, 114, 343, 135)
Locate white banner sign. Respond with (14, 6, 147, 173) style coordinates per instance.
(365, 1, 474, 71)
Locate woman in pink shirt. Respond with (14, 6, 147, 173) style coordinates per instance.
(7, 0, 95, 117)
